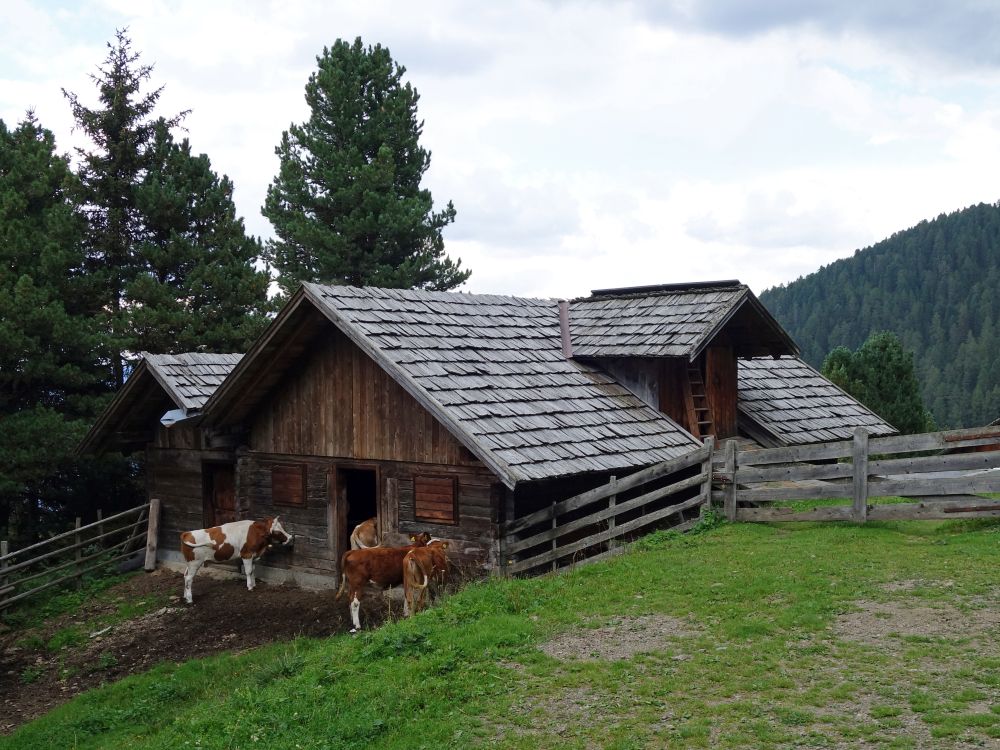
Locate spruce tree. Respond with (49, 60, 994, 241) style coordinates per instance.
(821, 331, 935, 435)
(64, 30, 270, 384)
(263, 37, 469, 295)
(0, 115, 118, 543)
(130, 120, 272, 352)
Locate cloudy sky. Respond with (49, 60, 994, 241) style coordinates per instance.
(4, 1, 1000, 298)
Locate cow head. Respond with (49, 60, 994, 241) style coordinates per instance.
(267, 516, 294, 547)
(409, 532, 432, 547)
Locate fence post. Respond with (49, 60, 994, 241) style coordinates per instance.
(144, 498, 161, 571)
(1, 540, 8, 596)
(608, 475, 617, 532)
(702, 437, 715, 517)
(550, 499, 558, 573)
(852, 428, 869, 523)
(96, 509, 104, 550)
(74, 517, 82, 588)
(724, 439, 738, 522)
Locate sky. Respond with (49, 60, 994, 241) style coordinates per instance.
(4, 0, 1000, 299)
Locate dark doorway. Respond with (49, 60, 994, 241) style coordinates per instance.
(336, 467, 378, 557)
(203, 463, 237, 527)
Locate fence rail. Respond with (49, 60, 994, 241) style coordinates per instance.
(0, 499, 160, 610)
(711, 426, 1000, 523)
(502, 440, 714, 575)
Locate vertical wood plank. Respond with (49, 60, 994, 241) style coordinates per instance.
(702, 436, 715, 516)
(551, 500, 558, 572)
(74, 517, 82, 588)
(144, 498, 161, 571)
(608, 475, 617, 531)
(853, 428, 869, 523)
(724, 439, 737, 521)
(96, 509, 104, 551)
(1, 540, 9, 596)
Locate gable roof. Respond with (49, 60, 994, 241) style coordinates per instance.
(204, 283, 701, 488)
(737, 356, 898, 447)
(78, 352, 242, 454)
(567, 281, 798, 360)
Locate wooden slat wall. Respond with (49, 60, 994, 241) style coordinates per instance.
(706, 345, 738, 438)
(658, 359, 690, 432)
(249, 329, 479, 467)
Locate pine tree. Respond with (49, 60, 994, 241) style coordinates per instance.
(822, 331, 935, 435)
(263, 37, 469, 295)
(129, 120, 272, 352)
(0, 115, 120, 543)
(64, 30, 269, 384)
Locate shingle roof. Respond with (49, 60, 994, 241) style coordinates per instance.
(303, 283, 700, 486)
(737, 356, 897, 446)
(568, 282, 797, 359)
(78, 352, 242, 455)
(143, 352, 243, 411)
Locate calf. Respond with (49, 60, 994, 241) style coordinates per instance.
(403, 540, 450, 617)
(180, 517, 293, 604)
(349, 517, 379, 549)
(336, 532, 431, 632)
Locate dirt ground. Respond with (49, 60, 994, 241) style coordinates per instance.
(0, 568, 393, 734)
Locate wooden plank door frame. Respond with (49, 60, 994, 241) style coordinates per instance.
(202, 461, 237, 528)
(328, 461, 381, 572)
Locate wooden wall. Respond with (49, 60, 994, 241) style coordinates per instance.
(705, 345, 738, 438)
(237, 451, 502, 576)
(249, 328, 481, 468)
(146, 442, 233, 556)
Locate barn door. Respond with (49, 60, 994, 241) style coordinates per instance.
(204, 463, 237, 527)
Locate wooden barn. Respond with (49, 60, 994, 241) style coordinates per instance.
(82, 280, 896, 584)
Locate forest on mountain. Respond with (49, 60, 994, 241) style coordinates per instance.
(759, 202, 1000, 429)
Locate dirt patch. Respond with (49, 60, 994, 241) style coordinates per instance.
(0, 568, 395, 734)
(539, 614, 697, 661)
(833, 599, 1000, 646)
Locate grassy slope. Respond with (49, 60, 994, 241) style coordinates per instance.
(5, 518, 1000, 749)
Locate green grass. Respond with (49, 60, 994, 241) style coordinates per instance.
(5, 518, 1000, 749)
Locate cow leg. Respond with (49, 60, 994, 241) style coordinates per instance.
(242, 557, 256, 591)
(350, 592, 362, 633)
(183, 559, 204, 604)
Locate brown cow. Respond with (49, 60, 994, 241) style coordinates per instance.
(350, 517, 379, 549)
(180, 517, 293, 604)
(403, 540, 450, 617)
(336, 532, 431, 632)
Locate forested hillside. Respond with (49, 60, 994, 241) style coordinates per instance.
(759, 202, 1000, 429)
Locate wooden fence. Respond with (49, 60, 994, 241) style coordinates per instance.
(501, 440, 715, 575)
(0, 499, 161, 610)
(711, 426, 1000, 523)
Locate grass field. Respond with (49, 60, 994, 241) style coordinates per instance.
(5, 515, 1000, 749)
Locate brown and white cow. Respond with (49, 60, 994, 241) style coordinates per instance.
(180, 517, 293, 604)
(403, 540, 450, 617)
(349, 517, 379, 549)
(336, 532, 431, 632)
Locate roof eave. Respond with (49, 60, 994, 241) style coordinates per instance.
(77, 360, 160, 455)
(689, 289, 800, 362)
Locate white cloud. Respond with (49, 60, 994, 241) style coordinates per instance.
(4, 1, 1000, 300)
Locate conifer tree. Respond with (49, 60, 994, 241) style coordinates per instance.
(263, 37, 469, 295)
(822, 331, 935, 434)
(0, 115, 117, 542)
(64, 30, 270, 385)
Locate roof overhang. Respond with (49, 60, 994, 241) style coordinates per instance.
(77, 360, 176, 455)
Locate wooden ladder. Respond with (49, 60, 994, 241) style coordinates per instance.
(684, 365, 714, 439)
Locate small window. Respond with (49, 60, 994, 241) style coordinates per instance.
(272, 464, 306, 507)
(414, 475, 457, 525)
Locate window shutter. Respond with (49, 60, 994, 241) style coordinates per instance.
(272, 464, 306, 507)
(413, 475, 457, 524)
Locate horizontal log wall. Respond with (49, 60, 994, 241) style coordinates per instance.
(238, 452, 501, 578)
(711, 426, 1000, 523)
(147, 446, 232, 554)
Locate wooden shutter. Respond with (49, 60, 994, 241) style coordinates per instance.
(272, 464, 306, 507)
(414, 475, 457, 525)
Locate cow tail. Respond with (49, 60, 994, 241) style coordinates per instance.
(335, 572, 348, 601)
